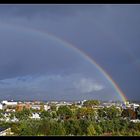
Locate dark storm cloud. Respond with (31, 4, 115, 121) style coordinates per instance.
(0, 4, 106, 17)
(0, 5, 139, 100)
(0, 26, 94, 80)
(0, 74, 118, 101)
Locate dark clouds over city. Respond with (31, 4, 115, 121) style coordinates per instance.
(0, 4, 139, 101)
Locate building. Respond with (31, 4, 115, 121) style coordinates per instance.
(130, 119, 140, 123)
(11, 117, 19, 122)
(31, 105, 42, 110)
(129, 103, 139, 111)
(16, 103, 31, 111)
(0, 127, 12, 136)
(81, 100, 87, 105)
(44, 105, 50, 111)
(1, 100, 17, 106)
(30, 113, 40, 119)
(0, 103, 3, 110)
(5, 109, 16, 113)
(124, 101, 129, 105)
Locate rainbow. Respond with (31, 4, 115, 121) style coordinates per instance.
(0, 23, 128, 102)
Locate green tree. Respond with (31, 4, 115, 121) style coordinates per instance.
(93, 123, 103, 135)
(87, 124, 96, 136)
(121, 109, 130, 118)
(18, 120, 40, 136)
(49, 121, 66, 135)
(85, 107, 96, 121)
(76, 107, 87, 119)
(51, 111, 57, 119)
(122, 108, 136, 119)
(0, 110, 4, 119)
(98, 106, 121, 120)
(83, 100, 100, 107)
(50, 104, 56, 111)
(38, 119, 51, 135)
(57, 106, 72, 120)
(15, 107, 32, 121)
(40, 111, 51, 119)
(11, 123, 21, 135)
(9, 112, 15, 120)
(79, 119, 90, 135)
(136, 106, 140, 119)
(64, 119, 82, 135)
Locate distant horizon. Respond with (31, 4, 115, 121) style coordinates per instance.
(0, 98, 139, 103)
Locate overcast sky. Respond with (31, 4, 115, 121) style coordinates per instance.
(0, 4, 139, 101)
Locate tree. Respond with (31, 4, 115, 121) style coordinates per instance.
(11, 123, 21, 135)
(40, 111, 51, 119)
(135, 107, 140, 119)
(64, 119, 82, 135)
(98, 108, 107, 120)
(122, 108, 136, 120)
(55, 122, 66, 135)
(9, 112, 15, 120)
(87, 124, 96, 136)
(51, 111, 57, 119)
(83, 100, 100, 107)
(38, 119, 51, 135)
(93, 123, 103, 135)
(98, 106, 121, 120)
(121, 109, 130, 119)
(57, 106, 72, 120)
(15, 120, 40, 136)
(49, 121, 66, 135)
(0, 110, 4, 119)
(76, 107, 87, 119)
(50, 104, 56, 111)
(85, 107, 96, 121)
(79, 119, 90, 135)
(15, 107, 32, 121)
(119, 118, 130, 133)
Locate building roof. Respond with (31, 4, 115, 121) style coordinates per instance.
(0, 127, 7, 132)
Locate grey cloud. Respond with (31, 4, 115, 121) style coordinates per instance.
(74, 78, 104, 93)
(0, 73, 120, 101)
(0, 5, 139, 100)
(0, 25, 97, 80)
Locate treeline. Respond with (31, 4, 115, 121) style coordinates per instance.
(0, 100, 140, 136)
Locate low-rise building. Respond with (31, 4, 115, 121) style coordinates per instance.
(130, 119, 140, 123)
(0, 127, 12, 136)
(11, 117, 19, 122)
(5, 109, 15, 112)
(0, 103, 3, 110)
(30, 113, 40, 119)
(16, 103, 31, 111)
(44, 105, 50, 111)
(31, 105, 41, 110)
(2, 100, 17, 106)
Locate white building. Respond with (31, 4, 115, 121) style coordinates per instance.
(132, 103, 139, 108)
(0, 103, 3, 110)
(44, 105, 50, 111)
(11, 117, 19, 122)
(6, 109, 16, 112)
(81, 100, 87, 105)
(130, 119, 140, 123)
(0, 128, 12, 136)
(30, 113, 40, 119)
(130, 103, 139, 111)
(1, 100, 17, 106)
(31, 105, 41, 110)
(3, 113, 10, 118)
(124, 101, 129, 105)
